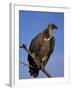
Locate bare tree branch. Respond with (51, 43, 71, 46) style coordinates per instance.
(19, 43, 52, 77)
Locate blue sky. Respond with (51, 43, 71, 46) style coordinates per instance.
(19, 10, 64, 79)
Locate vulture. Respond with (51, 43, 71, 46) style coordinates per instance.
(20, 23, 58, 77)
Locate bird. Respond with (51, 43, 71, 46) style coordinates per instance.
(20, 23, 58, 77)
(27, 23, 58, 77)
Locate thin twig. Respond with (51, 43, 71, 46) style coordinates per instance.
(20, 60, 34, 69)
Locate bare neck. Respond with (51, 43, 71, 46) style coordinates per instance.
(43, 29, 53, 38)
(48, 29, 53, 37)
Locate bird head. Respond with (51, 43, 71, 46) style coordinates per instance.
(48, 23, 58, 30)
(48, 23, 58, 36)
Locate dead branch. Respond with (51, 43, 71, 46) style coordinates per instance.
(19, 43, 52, 77)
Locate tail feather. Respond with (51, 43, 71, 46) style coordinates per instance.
(29, 65, 39, 77)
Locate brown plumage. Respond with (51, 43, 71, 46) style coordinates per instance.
(28, 23, 58, 77)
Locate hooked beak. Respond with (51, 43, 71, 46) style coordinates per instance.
(52, 24, 58, 29)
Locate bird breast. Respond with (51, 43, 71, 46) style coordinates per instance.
(38, 38, 50, 60)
